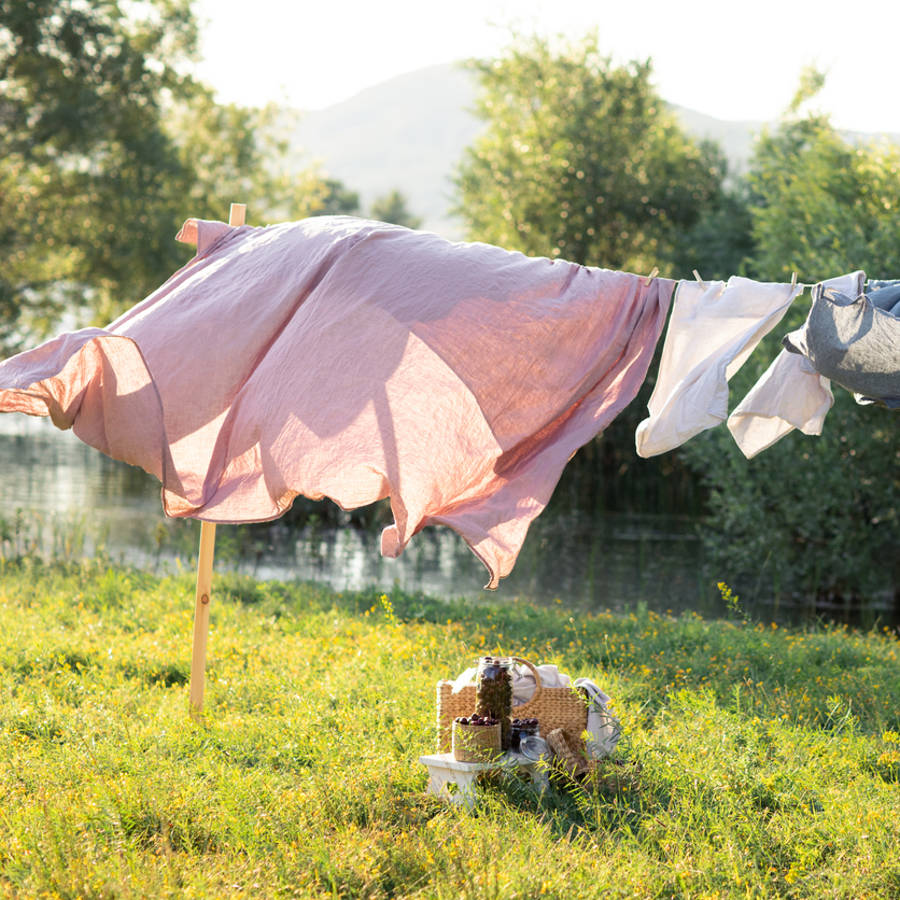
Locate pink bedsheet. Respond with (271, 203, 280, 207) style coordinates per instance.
(0, 216, 673, 587)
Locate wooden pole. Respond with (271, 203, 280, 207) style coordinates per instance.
(188, 201, 247, 718)
(188, 520, 216, 717)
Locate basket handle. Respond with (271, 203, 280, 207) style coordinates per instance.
(511, 656, 543, 707)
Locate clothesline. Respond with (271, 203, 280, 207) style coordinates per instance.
(690, 268, 816, 290)
(0, 213, 896, 592)
(636, 268, 899, 461)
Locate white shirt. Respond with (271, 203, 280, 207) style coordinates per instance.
(635, 277, 801, 457)
(727, 271, 865, 458)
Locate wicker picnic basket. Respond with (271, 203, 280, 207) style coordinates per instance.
(436, 656, 588, 752)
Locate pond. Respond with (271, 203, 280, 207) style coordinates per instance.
(0, 416, 723, 617)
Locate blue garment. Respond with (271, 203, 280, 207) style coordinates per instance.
(865, 280, 900, 316)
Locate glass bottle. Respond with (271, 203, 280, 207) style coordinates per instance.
(475, 656, 513, 750)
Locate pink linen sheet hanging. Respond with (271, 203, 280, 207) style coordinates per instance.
(0, 216, 673, 587)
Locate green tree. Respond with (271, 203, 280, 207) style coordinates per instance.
(308, 178, 361, 217)
(370, 190, 422, 229)
(674, 179, 756, 281)
(681, 73, 900, 616)
(746, 70, 900, 282)
(454, 33, 726, 276)
(1, 0, 198, 345)
(454, 33, 736, 512)
(0, 0, 357, 349)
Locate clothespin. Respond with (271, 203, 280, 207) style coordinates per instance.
(644, 266, 659, 286)
(692, 269, 703, 283)
(790, 271, 798, 288)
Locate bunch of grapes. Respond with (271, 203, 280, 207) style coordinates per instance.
(455, 714, 498, 726)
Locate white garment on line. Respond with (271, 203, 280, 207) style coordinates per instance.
(635, 277, 802, 458)
(727, 271, 865, 458)
(726, 351, 833, 458)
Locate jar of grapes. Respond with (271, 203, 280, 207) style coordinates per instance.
(475, 656, 513, 750)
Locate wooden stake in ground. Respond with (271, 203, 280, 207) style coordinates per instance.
(188, 201, 246, 718)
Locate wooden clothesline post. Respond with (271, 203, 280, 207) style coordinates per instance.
(189, 201, 246, 719)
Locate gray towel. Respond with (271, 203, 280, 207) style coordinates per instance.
(784, 283, 900, 408)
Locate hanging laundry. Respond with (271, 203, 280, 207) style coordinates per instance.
(864, 279, 900, 315)
(727, 271, 864, 458)
(635, 277, 801, 457)
(784, 279, 900, 408)
(0, 215, 673, 588)
(726, 351, 833, 459)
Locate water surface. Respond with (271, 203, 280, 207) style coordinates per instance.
(0, 416, 715, 615)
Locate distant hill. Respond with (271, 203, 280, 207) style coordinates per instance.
(287, 62, 894, 238)
(288, 63, 485, 237)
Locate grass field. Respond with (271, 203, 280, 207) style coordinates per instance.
(0, 558, 898, 898)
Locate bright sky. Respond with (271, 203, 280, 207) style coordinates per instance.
(192, 0, 900, 135)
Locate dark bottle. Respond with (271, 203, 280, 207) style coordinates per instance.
(475, 656, 513, 750)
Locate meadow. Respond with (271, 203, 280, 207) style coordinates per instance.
(0, 557, 898, 898)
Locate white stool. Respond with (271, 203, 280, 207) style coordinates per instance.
(419, 751, 549, 809)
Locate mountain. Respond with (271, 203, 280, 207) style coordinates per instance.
(287, 62, 893, 238)
(289, 63, 485, 237)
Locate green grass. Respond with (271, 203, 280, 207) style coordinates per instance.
(0, 557, 898, 899)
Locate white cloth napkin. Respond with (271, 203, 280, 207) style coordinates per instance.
(574, 677, 621, 758)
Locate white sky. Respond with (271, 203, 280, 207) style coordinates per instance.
(192, 0, 900, 134)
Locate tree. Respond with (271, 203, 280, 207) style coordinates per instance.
(454, 33, 726, 276)
(673, 179, 755, 282)
(1, 0, 193, 346)
(307, 178, 361, 218)
(681, 72, 900, 617)
(0, 0, 358, 349)
(370, 190, 422, 229)
(746, 70, 900, 283)
(454, 33, 735, 512)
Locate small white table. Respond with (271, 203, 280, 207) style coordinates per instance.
(419, 751, 549, 809)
